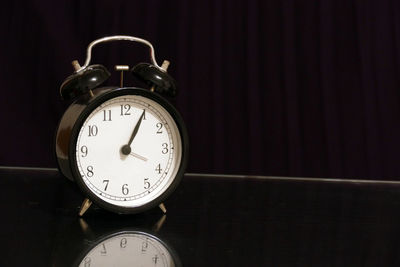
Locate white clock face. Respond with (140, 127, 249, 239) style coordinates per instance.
(75, 94, 182, 208)
(79, 232, 175, 267)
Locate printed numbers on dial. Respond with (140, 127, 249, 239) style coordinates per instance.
(75, 94, 182, 208)
(79, 233, 174, 267)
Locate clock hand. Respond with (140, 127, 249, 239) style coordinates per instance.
(128, 109, 146, 146)
(129, 151, 148, 162)
(121, 109, 146, 155)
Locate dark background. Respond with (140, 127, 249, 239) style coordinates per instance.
(0, 0, 399, 180)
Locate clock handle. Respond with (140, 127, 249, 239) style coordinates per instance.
(74, 35, 163, 73)
(60, 35, 175, 100)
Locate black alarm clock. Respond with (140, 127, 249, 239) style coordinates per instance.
(77, 229, 180, 267)
(55, 36, 188, 216)
(51, 216, 181, 267)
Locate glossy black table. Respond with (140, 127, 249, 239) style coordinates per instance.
(1, 167, 400, 266)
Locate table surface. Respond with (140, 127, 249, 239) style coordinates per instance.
(1, 168, 400, 266)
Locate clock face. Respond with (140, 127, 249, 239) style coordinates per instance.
(79, 231, 176, 267)
(74, 91, 183, 210)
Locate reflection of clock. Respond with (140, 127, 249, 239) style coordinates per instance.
(51, 216, 181, 267)
(79, 230, 178, 267)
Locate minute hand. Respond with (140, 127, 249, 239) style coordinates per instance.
(127, 109, 146, 146)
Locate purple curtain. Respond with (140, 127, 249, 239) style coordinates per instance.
(1, 0, 400, 179)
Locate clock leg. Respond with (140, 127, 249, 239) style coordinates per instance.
(153, 214, 167, 232)
(159, 203, 167, 214)
(79, 198, 92, 216)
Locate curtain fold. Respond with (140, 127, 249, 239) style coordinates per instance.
(1, 0, 399, 179)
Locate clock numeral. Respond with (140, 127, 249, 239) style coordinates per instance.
(80, 146, 88, 157)
(162, 143, 169, 154)
(122, 184, 129, 195)
(142, 239, 149, 252)
(120, 104, 131, 116)
(103, 180, 109, 191)
(83, 257, 91, 267)
(103, 109, 112, 121)
(100, 243, 107, 255)
(155, 164, 162, 174)
(86, 166, 94, 177)
(144, 178, 150, 189)
(153, 255, 159, 264)
(120, 238, 127, 248)
(156, 122, 163, 134)
(88, 125, 98, 137)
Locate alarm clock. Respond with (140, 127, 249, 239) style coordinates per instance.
(78, 230, 179, 267)
(51, 216, 181, 267)
(55, 36, 189, 216)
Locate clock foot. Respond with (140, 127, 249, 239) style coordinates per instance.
(79, 198, 92, 216)
(153, 214, 166, 232)
(159, 203, 167, 214)
(78, 218, 89, 232)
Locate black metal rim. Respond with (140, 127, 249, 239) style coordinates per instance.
(69, 87, 189, 214)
